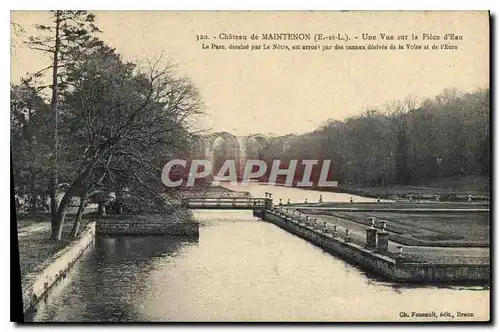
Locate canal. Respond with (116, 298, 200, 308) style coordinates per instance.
(30, 183, 489, 322)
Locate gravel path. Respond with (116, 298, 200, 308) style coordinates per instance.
(17, 222, 51, 238)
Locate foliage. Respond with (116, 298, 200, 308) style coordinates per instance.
(13, 11, 204, 240)
(262, 88, 490, 187)
(11, 83, 52, 213)
(57, 44, 203, 220)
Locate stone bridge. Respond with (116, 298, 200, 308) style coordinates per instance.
(181, 197, 272, 210)
(192, 132, 289, 178)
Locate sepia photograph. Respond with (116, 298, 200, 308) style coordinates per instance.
(10, 9, 491, 323)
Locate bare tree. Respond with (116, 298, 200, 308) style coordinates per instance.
(52, 45, 203, 239)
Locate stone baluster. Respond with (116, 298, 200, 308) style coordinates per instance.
(365, 217, 377, 250)
(397, 246, 404, 258)
(381, 220, 387, 231)
(376, 222, 389, 254)
(396, 246, 404, 265)
(345, 229, 351, 242)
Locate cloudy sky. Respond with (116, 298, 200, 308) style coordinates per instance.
(11, 11, 489, 136)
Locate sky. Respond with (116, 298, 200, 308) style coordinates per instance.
(11, 11, 489, 137)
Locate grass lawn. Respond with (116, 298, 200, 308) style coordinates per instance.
(301, 202, 490, 209)
(17, 216, 89, 279)
(304, 209, 489, 247)
(324, 175, 491, 199)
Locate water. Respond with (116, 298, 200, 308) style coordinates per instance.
(219, 181, 385, 204)
(30, 183, 490, 322)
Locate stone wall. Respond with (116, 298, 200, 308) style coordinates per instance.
(394, 262, 490, 282)
(263, 211, 489, 283)
(95, 209, 199, 236)
(22, 222, 96, 316)
(264, 212, 396, 278)
(96, 221, 199, 236)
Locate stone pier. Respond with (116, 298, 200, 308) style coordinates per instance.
(376, 231, 389, 254)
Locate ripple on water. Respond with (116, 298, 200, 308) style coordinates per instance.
(30, 187, 489, 322)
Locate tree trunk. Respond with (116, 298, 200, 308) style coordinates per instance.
(98, 201, 106, 217)
(30, 191, 38, 214)
(52, 163, 93, 240)
(49, 179, 59, 238)
(49, 11, 62, 239)
(70, 194, 86, 238)
(53, 203, 67, 241)
(115, 188, 123, 214)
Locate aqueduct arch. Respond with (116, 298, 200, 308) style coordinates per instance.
(245, 134, 271, 160)
(205, 132, 241, 174)
(201, 133, 272, 179)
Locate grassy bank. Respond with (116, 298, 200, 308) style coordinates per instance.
(17, 215, 89, 278)
(300, 209, 489, 248)
(307, 175, 490, 201)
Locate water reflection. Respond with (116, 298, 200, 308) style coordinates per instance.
(31, 236, 197, 322)
(30, 201, 489, 322)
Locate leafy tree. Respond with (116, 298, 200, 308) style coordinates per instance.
(15, 11, 204, 240)
(11, 83, 51, 214)
(25, 10, 101, 239)
(268, 88, 490, 190)
(52, 45, 203, 239)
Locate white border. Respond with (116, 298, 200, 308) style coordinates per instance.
(2, 1, 497, 331)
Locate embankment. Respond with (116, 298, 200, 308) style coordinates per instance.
(260, 210, 489, 284)
(309, 185, 490, 202)
(22, 222, 96, 317)
(96, 209, 199, 236)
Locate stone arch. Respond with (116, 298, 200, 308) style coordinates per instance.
(248, 134, 270, 147)
(205, 132, 242, 177)
(244, 134, 270, 160)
